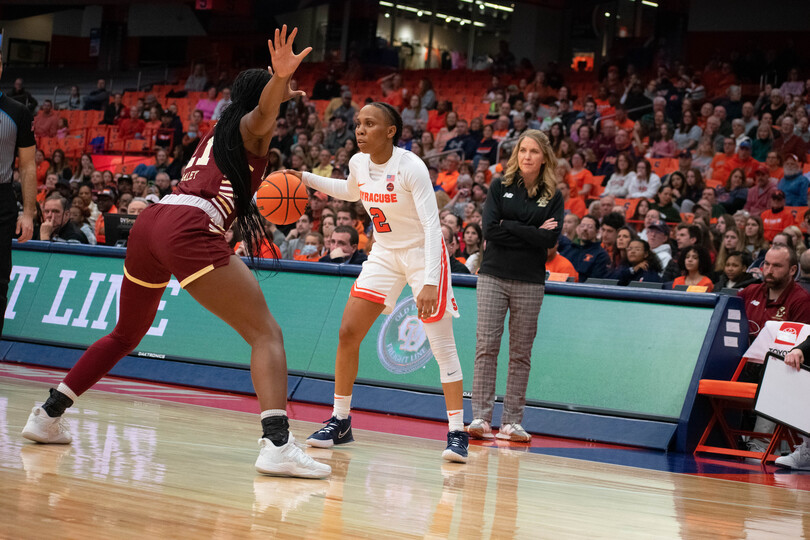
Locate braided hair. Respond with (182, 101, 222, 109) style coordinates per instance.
(212, 68, 272, 262)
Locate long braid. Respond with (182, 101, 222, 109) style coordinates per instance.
(213, 68, 271, 263)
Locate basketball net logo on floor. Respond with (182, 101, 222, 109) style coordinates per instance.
(377, 296, 433, 375)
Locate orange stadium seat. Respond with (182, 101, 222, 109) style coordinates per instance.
(650, 158, 677, 177)
(695, 355, 801, 465)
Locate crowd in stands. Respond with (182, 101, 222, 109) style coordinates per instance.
(8, 50, 810, 294)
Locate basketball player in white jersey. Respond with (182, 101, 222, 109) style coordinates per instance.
(284, 102, 468, 462)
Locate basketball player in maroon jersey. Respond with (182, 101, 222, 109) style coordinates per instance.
(22, 27, 331, 478)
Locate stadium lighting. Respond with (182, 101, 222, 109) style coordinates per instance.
(604, 12, 611, 17)
(641, 0, 658, 6)
(378, 1, 486, 26)
(384, 12, 390, 17)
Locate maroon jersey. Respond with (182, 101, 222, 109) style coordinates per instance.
(738, 280, 810, 339)
(175, 128, 268, 232)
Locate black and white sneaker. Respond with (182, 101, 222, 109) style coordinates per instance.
(306, 416, 354, 448)
(442, 430, 469, 463)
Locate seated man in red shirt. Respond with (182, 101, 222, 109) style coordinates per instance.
(117, 105, 146, 140)
(760, 190, 795, 242)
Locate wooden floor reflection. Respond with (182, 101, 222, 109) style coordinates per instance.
(2, 376, 810, 538)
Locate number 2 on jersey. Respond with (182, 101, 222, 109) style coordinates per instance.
(369, 207, 392, 233)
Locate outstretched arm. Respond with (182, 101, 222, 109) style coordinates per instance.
(240, 25, 311, 156)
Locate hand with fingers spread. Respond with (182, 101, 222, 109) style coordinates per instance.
(266, 65, 307, 103)
(267, 25, 312, 81)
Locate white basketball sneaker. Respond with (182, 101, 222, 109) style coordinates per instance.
(21, 406, 72, 444)
(255, 433, 331, 478)
(467, 418, 494, 440)
(774, 442, 810, 471)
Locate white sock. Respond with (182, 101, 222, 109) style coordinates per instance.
(448, 409, 464, 432)
(260, 409, 287, 419)
(57, 382, 78, 401)
(333, 394, 352, 420)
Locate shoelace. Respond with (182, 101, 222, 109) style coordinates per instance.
(448, 434, 465, 448)
(318, 420, 339, 434)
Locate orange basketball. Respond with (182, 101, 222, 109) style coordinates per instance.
(256, 172, 308, 225)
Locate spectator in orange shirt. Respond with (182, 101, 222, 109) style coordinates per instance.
(93, 189, 118, 245)
(379, 72, 407, 111)
(765, 151, 783, 180)
(426, 100, 450, 136)
(760, 190, 795, 242)
(725, 139, 758, 181)
(37, 173, 58, 205)
(569, 151, 594, 199)
(558, 180, 586, 219)
(34, 149, 49, 185)
(708, 137, 736, 180)
(546, 239, 578, 281)
(672, 246, 714, 291)
(436, 153, 461, 197)
(492, 115, 511, 142)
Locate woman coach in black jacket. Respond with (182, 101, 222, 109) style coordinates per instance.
(468, 129, 563, 442)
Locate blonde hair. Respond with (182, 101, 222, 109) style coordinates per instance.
(783, 225, 807, 255)
(503, 130, 558, 199)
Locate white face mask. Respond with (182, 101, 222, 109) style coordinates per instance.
(300, 244, 318, 256)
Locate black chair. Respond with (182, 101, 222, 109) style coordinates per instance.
(585, 278, 620, 286)
(628, 281, 664, 289)
(673, 284, 689, 291)
(719, 287, 739, 296)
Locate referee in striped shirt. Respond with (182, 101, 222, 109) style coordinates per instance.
(0, 52, 36, 336)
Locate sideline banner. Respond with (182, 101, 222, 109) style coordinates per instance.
(6, 249, 715, 420)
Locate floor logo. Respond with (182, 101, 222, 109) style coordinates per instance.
(377, 296, 434, 374)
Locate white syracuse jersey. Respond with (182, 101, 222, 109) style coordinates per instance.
(303, 147, 443, 285)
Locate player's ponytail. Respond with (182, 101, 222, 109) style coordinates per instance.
(213, 68, 271, 264)
(369, 102, 403, 145)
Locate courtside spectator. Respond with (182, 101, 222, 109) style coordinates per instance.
(646, 220, 672, 272)
(739, 246, 810, 340)
(318, 225, 367, 264)
(546, 239, 578, 281)
(672, 246, 713, 291)
(558, 215, 610, 281)
(557, 181, 585, 219)
(714, 251, 756, 291)
(39, 195, 88, 243)
(652, 185, 681, 223)
(611, 239, 662, 286)
(436, 153, 461, 197)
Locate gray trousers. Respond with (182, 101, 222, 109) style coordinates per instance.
(472, 273, 545, 425)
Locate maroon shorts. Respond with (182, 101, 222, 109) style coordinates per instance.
(123, 203, 233, 289)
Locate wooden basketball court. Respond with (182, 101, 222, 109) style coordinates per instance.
(2, 366, 810, 538)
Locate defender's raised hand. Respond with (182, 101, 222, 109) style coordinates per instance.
(267, 25, 312, 80)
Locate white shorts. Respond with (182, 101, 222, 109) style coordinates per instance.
(351, 242, 460, 323)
